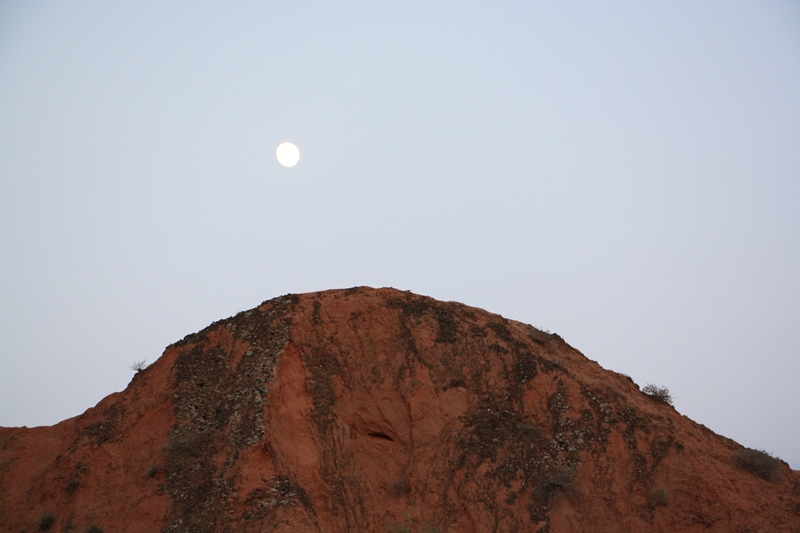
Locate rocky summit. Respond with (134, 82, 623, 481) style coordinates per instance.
(1, 287, 799, 532)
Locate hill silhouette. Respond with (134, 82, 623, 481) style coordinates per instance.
(1, 287, 798, 532)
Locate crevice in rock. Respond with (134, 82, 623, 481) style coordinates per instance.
(367, 432, 394, 441)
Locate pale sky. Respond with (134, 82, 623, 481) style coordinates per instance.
(1, 1, 798, 468)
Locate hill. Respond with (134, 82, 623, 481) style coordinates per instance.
(1, 287, 798, 532)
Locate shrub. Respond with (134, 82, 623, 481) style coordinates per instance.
(733, 448, 782, 481)
(129, 360, 147, 373)
(147, 464, 161, 478)
(36, 512, 55, 531)
(649, 487, 668, 507)
(66, 478, 81, 495)
(642, 384, 673, 406)
(392, 475, 410, 496)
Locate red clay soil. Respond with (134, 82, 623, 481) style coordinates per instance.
(1, 287, 799, 532)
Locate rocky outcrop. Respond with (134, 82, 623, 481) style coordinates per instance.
(1, 287, 798, 532)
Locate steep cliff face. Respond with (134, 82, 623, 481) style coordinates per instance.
(1, 287, 799, 532)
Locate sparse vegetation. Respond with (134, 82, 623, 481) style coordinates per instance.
(84, 525, 103, 533)
(649, 487, 668, 507)
(130, 360, 147, 373)
(392, 475, 410, 496)
(733, 447, 782, 481)
(66, 478, 81, 495)
(36, 511, 55, 531)
(642, 384, 673, 406)
(147, 464, 161, 478)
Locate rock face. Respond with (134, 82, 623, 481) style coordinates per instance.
(1, 287, 799, 532)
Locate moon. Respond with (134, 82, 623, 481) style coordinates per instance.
(276, 142, 300, 167)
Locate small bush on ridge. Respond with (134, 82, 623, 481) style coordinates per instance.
(733, 448, 782, 481)
(642, 384, 673, 405)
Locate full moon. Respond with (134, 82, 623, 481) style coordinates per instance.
(276, 142, 300, 168)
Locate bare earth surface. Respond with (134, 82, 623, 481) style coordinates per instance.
(1, 287, 799, 532)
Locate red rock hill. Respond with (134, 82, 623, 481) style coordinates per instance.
(1, 287, 799, 532)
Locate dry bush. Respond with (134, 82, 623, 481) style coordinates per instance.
(36, 512, 55, 531)
(642, 384, 673, 406)
(649, 487, 668, 507)
(733, 448, 782, 481)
